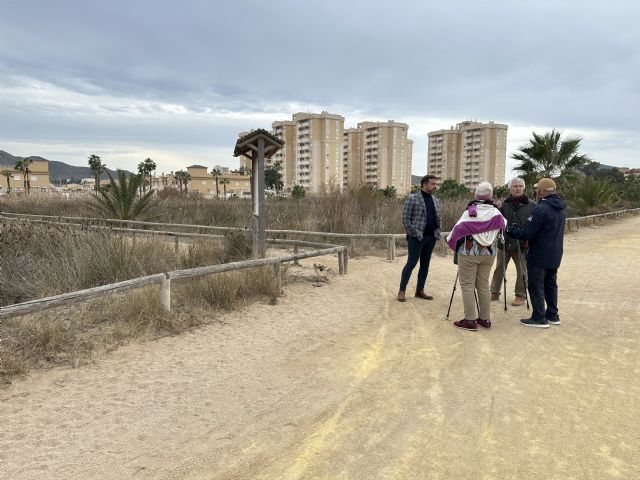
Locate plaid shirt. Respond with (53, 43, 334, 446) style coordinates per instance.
(402, 191, 442, 241)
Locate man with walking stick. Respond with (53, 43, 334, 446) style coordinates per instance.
(490, 177, 536, 307)
(507, 178, 566, 328)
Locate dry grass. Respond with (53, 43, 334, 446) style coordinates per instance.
(0, 265, 283, 386)
(0, 189, 469, 233)
(0, 220, 286, 386)
(0, 189, 469, 386)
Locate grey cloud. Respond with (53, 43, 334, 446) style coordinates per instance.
(1, 0, 639, 169)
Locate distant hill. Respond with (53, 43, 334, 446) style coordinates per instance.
(0, 150, 131, 183)
(47, 160, 126, 183)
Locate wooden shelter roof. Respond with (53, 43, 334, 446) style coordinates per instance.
(233, 129, 284, 159)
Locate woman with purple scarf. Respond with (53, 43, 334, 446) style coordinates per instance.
(446, 182, 507, 331)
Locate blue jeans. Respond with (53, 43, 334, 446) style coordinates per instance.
(527, 266, 559, 321)
(400, 235, 437, 292)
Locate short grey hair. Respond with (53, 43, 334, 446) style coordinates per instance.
(475, 182, 493, 200)
(508, 177, 525, 188)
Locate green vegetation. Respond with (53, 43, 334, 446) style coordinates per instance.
(137, 157, 157, 193)
(87, 154, 105, 190)
(86, 170, 158, 220)
(1, 169, 12, 194)
(14, 157, 32, 193)
(265, 161, 284, 192)
(211, 167, 222, 197)
(173, 170, 191, 193)
(436, 179, 471, 199)
(291, 184, 305, 199)
(512, 129, 589, 189)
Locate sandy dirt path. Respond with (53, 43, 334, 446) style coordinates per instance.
(1, 215, 639, 479)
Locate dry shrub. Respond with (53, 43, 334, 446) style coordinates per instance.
(1, 188, 467, 239)
(220, 231, 252, 263)
(179, 238, 223, 269)
(0, 286, 208, 385)
(173, 266, 279, 311)
(156, 187, 185, 200)
(0, 222, 219, 306)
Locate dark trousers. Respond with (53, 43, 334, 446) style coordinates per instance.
(399, 235, 437, 292)
(527, 265, 559, 321)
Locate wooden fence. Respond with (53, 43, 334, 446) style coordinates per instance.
(0, 214, 349, 320)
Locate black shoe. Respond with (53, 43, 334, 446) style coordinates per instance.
(520, 317, 549, 329)
(546, 316, 561, 325)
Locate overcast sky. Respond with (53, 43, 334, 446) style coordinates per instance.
(1, 0, 639, 181)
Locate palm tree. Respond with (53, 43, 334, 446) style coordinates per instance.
(174, 170, 190, 194)
(219, 177, 230, 198)
(211, 167, 222, 197)
(143, 157, 156, 190)
(137, 161, 146, 194)
(512, 129, 590, 189)
(14, 157, 33, 193)
(87, 154, 105, 190)
(1, 169, 12, 195)
(86, 170, 158, 220)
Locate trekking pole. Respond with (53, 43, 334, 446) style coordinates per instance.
(474, 289, 480, 318)
(500, 230, 508, 311)
(446, 271, 459, 319)
(518, 243, 530, 310)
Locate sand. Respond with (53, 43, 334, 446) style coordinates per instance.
(1, 215, 639, 479)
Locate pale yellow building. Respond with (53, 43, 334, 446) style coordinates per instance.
(271, 121, 297, 189)
(343, 128, 363, 190)
(291, 111, 345, 193)
(428, 121, 508, 188)
(0, 158, 50, 193)
(186, 164, 250, 198)
(345, 121, 412, 194)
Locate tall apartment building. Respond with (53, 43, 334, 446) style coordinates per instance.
(427, 121, 508, 188)
(271, 120, 297, 189)
(343, 128, 363, 189)
(291, 111, 345, 193)
(357, 121, 412, 194)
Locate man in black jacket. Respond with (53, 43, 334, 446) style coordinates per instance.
(490, 177, 536, 306)
(507, 178, 566, 328)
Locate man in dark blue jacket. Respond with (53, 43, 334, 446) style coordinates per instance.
(507, 178, 565, 328)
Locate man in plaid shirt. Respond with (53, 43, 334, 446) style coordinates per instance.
(398, 175, 442, 302)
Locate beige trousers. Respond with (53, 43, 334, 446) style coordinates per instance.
(458, 255, 495, 320)
(490, 248, 527, 298)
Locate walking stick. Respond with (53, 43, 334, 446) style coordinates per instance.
(474, 289, 480, 318)
(518, 243, 530, 310)
(446, 271, 459, 319)
(500, 230, 508, 311)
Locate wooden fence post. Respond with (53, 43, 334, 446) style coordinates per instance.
(343, 248, 349, 275)
(174, 235, 180, 253)
(390, 235, 396, 260)
(160, 275, 171, 312)
(273, 261, 282, 295)
(338, 251, 345, 275)
(293, 245, 300, 266)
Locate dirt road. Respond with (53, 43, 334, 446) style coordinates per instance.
(1, 215, 639, 479)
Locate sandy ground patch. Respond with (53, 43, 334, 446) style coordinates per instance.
(1, 215, 639, 479)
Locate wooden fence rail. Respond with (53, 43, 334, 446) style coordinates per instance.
(0, 239, 347, 321)
(2, 207, 639, 263)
